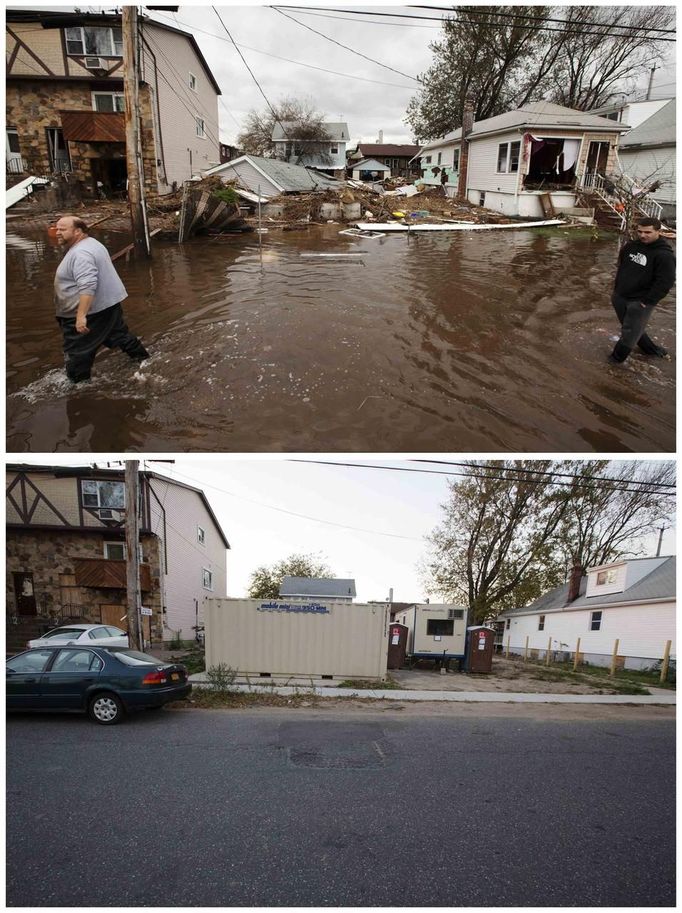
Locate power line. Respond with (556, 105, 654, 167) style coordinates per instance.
(291, 460, 676, 497)
(413, 5, 677, 37)
(149, 11, 417, 88)
(156, 468, 425, 541)
(272, 7, 422, 82)
(280, 6, 677, 42)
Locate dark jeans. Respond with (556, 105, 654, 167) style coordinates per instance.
(610, 292, 665, 362)
(57, 303, 148, 382)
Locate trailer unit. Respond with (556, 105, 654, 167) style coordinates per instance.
(394, 603, 467, 665)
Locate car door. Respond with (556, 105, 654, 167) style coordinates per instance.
(39, 649, 104, 709)
(87, 626, 129, 648)
(6, 650, 55, 708)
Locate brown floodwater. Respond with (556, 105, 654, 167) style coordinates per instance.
(6, 224, 675, 452)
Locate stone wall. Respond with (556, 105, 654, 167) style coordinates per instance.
(6, 529, 163, 642)
(6, 80, 159, 198)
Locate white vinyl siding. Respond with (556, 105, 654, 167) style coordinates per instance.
(148, 478, 227, 641)
(586, 562, 627, 597)
(618, 147, 676, 206)
(466, 130, 524, 194)
(499, 600, 675, 664)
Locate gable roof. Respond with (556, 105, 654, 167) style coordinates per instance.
(280, 576, 357, 598)
(498, 556, 675, 617)
(418, 100, 627, 153)
(6, 463, 230, 549)
(6, 9, 222, 95)
(352, 158, 392, 171)
(356, 144, 421, 157)
(272, 121, 349, 142)
(619, 98, 676, 148)
(205, 154, 342, 194)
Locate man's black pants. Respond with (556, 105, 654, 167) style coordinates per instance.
(57, 303, 148, 382)
(610, 292, 665, 362)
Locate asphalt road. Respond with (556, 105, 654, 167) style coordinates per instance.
(7, 705, 675, 907)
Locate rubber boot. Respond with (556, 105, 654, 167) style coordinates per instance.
(609, 341, 631, 364)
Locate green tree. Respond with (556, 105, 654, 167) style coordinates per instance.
(422, 460, 675, 623)
(247, 553, 334, 599)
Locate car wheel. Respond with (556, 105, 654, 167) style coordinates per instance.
(88, 692, 124, 725)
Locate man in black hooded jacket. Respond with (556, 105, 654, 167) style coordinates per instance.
(610, 217, 675, 363)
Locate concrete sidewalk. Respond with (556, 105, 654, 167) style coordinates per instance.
(188, 675, 675, 704)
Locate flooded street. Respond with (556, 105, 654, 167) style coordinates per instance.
(6, 224, 675, 452)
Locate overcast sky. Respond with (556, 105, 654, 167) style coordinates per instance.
(13, 458, 677, 603)
(144, 2, 677, 146)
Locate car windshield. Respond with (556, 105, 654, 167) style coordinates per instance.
(41, 628, 85, 639)
(109, 649, 163, 666)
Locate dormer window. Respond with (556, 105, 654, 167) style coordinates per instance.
(596, 568, 617, 586)
(65, 25, 123, 57)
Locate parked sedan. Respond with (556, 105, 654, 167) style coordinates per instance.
(27, 623, 129, 650)
(6, 646, 191, 724)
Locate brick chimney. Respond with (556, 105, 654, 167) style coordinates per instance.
(456, 95, 475, 201)
(566, 562, 584, 603)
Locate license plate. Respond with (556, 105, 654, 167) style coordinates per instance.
(171, 672, 180, 681)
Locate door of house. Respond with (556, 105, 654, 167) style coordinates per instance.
(100, 604, 151, 644)
(13, 572, 37, 616)
(46, 128, 71, 173)
(6, 128, 23, 174)
(586, 141, 610, 177)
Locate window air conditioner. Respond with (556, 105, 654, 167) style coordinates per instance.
(84, 57, 108, 71)
(98, 509, 114, 519)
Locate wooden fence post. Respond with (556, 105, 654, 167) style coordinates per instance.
(573, 637, 581, 672)
(505, 636, 510, 659)
(524, 636, 529, 662)
(546, 636, 552, 666)
(610, 639, 620, 677)
(660, 640, 672, 684)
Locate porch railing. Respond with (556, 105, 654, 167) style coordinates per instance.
(6, 157, 25, 175)
(579, 169, 663, 226)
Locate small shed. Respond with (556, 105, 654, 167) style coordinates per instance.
(204, 154, 342, 199)
(394, 603, 467, 666)
(351, 158, 392, 182)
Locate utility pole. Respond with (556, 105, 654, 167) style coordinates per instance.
(645, 65, 658, 101)
(122, 6, 151, 258)
(656, 526, 666, 557)
(125, 460, 143, 651)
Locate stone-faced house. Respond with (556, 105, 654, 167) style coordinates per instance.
(6, 464, 230, 652)
(6, 9, 221, 197)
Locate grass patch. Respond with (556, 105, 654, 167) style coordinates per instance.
(170, 646, 205, 675)
(519, 659, 650, 695)
(528, 225, 617, 240)
(552, 661, 671, 691)
(336, 677, 402, 690)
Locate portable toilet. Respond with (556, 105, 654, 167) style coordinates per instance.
(387, 622, 408, 669)
(466, 625, 496, 673)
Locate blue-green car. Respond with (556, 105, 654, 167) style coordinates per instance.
(6, 645, 191, 724)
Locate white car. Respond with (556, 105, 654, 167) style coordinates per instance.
(27, 624, 129, 650)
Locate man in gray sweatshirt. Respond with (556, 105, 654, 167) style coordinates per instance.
(54, 215, 148, 382)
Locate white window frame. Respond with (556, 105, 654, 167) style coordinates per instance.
(91, 91, 125, 113)
(81, 480, 125, 510)
(65, 25, 123, 57)
(330, 144, 339, 155)
(195, 117, 206, 139)
(424, 155, 432, 164)
(188, 71, 197, 91)
(197, 525, 206, 545)
(596, 568, 617, 586)
(538, 615, 545, 631)
(497, 140, 521, 174)
(103, 541, 125, 561)
(590, 610, 603, 631)
(202, 568, 213, 591)
(452, 148, 460, 170)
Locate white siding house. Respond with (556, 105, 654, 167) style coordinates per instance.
(495, 556, 675, 670)
(148, 473, 229, 641)
(415, 101, 628, 217)
(271, 121, 349, 176)
(616, 99, 675, 221)
(141, 19, 222, 190)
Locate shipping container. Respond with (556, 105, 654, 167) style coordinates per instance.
(394, 603, 467, 666)
(205, 597, 389, 681)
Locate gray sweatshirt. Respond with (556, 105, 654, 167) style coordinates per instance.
(54, 236, 127, 317)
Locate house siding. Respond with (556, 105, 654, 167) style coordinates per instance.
(141, 22, 220, 190)
(503, 600, 675, 668)
(216, 159, 279, 196)
(148, 478, 227, 641)
(466, 129, 523, 195)
(618, 146, 676, 207)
